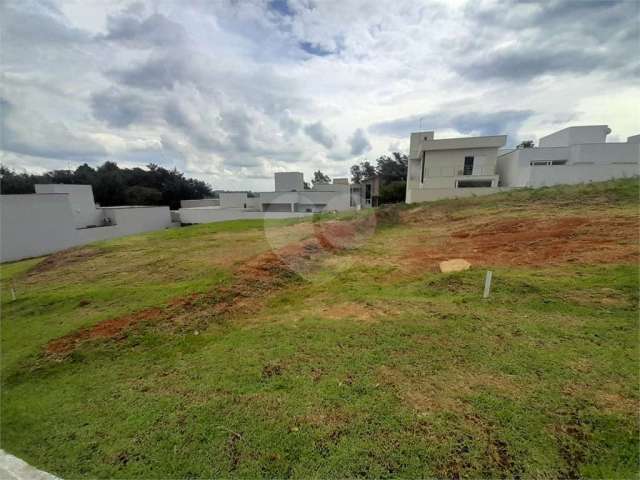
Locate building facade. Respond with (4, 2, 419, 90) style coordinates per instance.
(178, 172, 358, 224)
(496, 126, 640, 188)
(405, 131, 507, 203)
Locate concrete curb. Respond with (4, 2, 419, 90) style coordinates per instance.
(0, 450, 60, 480)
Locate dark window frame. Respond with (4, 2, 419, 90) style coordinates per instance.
(463, 156, 474, 175)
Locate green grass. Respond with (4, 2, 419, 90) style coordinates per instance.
(1, 179, 638, 478)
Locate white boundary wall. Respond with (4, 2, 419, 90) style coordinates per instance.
(1, 197, 173, 262)
(0, 194, 78, 262)
(178, 207, 311, 224)
(497, 142, 639, 187)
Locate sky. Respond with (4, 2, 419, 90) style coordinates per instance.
(1, 0, 639, 191)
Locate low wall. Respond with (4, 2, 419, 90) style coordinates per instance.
(528, 164, 639, 187)
(180, 199, 220, 208)
(0, 194, 78, 262)
(1, 202, 174, 262)
(406, 187, 510, 203)
(178, 207, 311, 224)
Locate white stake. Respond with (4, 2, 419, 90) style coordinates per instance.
(483, 271, 493, 298)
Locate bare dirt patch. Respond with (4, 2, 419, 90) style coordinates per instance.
(402, 215, 638, 270)
(44, 218, 372, 357)
(46, 307, 162, 355)
(27, 247, 102, 276)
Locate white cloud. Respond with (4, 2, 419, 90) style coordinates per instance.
(1, 0, 638, 190)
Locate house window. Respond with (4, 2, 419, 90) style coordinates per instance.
(365, 183, 371, 200)
(463, 156, 474, 175)
(530, 160, 568, 166)
(420, 152, 426, 183)
(456, 179, 493, 188)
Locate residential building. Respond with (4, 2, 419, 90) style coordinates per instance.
(497, 125, 640, 187)
(405, 131, 507, 203)
(178, 172, 355, 224)
(350, 175, 380, 208)
(1, 184, 173, 262)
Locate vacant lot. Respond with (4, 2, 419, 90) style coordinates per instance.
(1, 179, 638, 478)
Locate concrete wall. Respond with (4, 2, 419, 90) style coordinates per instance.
(569, 142, 639, 165)
(409, 131, 434, 160)
(219, 192, 248, 209)
(527, 164, 639, 187)
(275, 172, 304, 192)
(0, 194, 78, 262)
(100, 206, 173, 236)
(34, 184, 102, 228)
(259, 189, 351, 212)
(1, 196, 174, 262)
(539, 125, 610, 147)
(407, 186, 510, 203)
(497, 142, 640, 187)
(178, 207, 311, 224)
(180, 198, 220, 208)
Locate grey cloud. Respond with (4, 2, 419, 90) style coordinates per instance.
(91, 88, 154, 127)
(221, 111, 253, 153)
(102, 11, 187, 48)
(348, 128, 371, 155)
(163, 99, 224, 151)
(457, 48, 614, 82)
(1, 1, 91, 47)
(279, 110, 302, 136)
(304, 122, 335, 149)
(0, 97, 106, 160)
(457, 0, 638, 82)
(109, 54, 196, 90)
(369, 110, 534, 143)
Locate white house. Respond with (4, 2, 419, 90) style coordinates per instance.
(178, 172, 355, 224)
(0, 184, 173, 262)
(405, 131, 507, 203)
(497, 125, 640, 187)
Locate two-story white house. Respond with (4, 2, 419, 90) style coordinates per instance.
(405, 131, 507, 203)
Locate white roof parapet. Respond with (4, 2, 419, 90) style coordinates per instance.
(422, 135, 507, 151)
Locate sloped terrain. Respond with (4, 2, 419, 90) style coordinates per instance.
(1, 179, 638, 478)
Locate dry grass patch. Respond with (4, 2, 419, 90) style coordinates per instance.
(378, 365, 524, 414)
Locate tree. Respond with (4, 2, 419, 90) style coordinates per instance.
(125, 186, 162, 205)
(517, 140, 535, 149)
(350, 152, 408, 205)
(0, 166, 36, 194)
(350, 161, 376, 183)
(375, 152, 408, 185)
(379, 180, 406, 204)
(0, 162, 213, 210)
(311, 170, 331, 185)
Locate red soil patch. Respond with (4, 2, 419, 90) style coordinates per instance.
(46, 308, 162, 355)
(403, 215, 638, 270)
(45, 218, 370, 357)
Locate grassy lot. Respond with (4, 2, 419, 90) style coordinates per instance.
(1, 179, 638, 478)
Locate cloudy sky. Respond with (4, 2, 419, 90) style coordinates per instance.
(1, 0, 639, 191)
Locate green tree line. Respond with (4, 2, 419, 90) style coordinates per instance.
(0, 162, 212, 210)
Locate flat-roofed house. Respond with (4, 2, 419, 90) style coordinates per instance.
(496, 125, 640, 187)
(405, 131, 507, 203)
